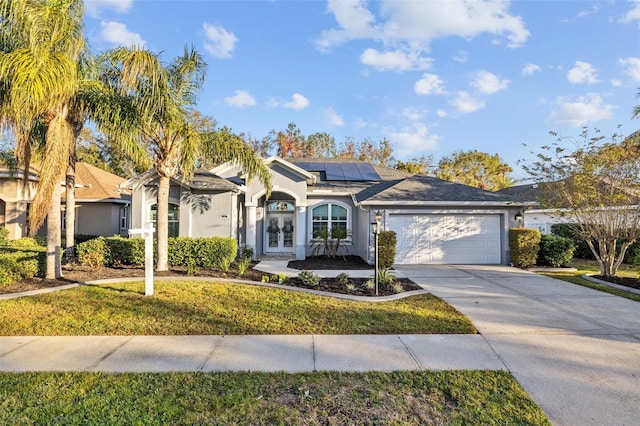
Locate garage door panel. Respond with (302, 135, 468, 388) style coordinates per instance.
(389, 214, 501, 265)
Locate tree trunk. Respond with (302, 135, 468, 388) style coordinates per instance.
(156, 175, 170, 271)
(46, 184, 62, 279)
(65, 156, 76, 262)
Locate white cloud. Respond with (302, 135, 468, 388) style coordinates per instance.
(225, 90, 256, 108)
(316, 0, 530, 53)
(360, 48, 431, 72)
(85, 0, 132, 18)
(620, 0, 640, 24)
(619, 57, 640, 82)
(203, 23, 237, 59)
(436, 109, 448, 118)
(521, 63, 541, 76)
(471, 70, 509, 94)
(323, 107, 344, 126)
(611, 79, 622, 87)
(387, 123, 440, 158)
(450, 91, 485, 113)
(281, 93, 310, 111)
(567, 61, 600, 84)
(548, 93, 614, 127)
(414, 73, 446, 95)
(99, 21, 145, 47)
(453, 51, 468, 63)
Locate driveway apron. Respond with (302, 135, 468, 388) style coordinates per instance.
(395, 265, 640, 426)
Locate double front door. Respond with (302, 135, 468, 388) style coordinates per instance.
(265, 211, 295, 253)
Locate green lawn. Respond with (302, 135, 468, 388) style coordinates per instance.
(0, 370, 550, 425)
(540, 259, 640, 302)
(0, 280, 476, 335)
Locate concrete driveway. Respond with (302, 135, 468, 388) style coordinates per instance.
(395, 264, 640, 426)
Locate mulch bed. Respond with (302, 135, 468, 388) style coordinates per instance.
(593, 275, 640, 290)
(0, 256, 420, 297)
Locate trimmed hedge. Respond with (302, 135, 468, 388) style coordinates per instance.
(0, 227, 8, 245)
(509, 228, 541, 268)
(76, 237, 109, 268)
(538, 234, 575, 267)
(76, 235, 238, 270)
(168, 237, 237, 269)
(378, 231, 397, 269)
(0, 248, 45, 286)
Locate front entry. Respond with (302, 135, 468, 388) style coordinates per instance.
(264, 201, 295, 254)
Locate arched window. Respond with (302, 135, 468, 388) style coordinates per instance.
(150, 203, 179, 237)
(311, 203, 348, 237)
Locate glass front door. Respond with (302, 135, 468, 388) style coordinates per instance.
(265, 212, 295, 253)
(265, 201, 295, 254)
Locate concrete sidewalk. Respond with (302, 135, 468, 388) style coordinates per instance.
(0, 334, 505, 373)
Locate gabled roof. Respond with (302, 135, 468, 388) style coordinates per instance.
(355, 174, 527, 206)
(71, 163, 129, 202)
(120, 168, 239, 193)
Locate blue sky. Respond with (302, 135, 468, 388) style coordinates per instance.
(83, 0, 640, 180)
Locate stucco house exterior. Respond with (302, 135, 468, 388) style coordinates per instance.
(123, 157, 532, 265)
(0, 162, 131, 240)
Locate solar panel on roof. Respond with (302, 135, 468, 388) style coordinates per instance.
(324, 163, 345, 180)
(356, 163, 381, 180)
(341, 163, 363, 180)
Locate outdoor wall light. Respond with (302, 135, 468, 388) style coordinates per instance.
(514, 212, 524, 222)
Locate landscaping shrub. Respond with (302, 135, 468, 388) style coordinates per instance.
(0, 227, 8, 245)
(76, 237, 108, 268)
(104, 236, 145, 266)
(378, 230, 397, 269)
(168, 236, 237, 269)
(538, 234, 575, 267)
(298, 270, 320, 286)
(0, 249, 43, 285)
(509, 228, 540, 268)
(551, 224, 594, 260)
(8, 237, 45, 249)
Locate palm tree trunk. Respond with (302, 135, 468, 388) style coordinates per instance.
(156, 175, 170, 271)
(65, 160, 76, 262)
(46, 183, 63, 279)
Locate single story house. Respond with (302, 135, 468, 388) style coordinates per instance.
(0, 162, 131, 240)
(122, 157, 532, 265)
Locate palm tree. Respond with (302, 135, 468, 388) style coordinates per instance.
(0, 0, 85, 278)
(100, 46, 271, 271)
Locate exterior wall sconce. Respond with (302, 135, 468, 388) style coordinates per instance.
(514, 212, 524, 226)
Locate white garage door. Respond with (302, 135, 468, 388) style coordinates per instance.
(388, 214, 501, 264)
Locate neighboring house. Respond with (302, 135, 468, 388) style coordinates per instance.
(123, 157, 532, 265)
(497, 183, 556, 233)
(0, 162, 131, 239)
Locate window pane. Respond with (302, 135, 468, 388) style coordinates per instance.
(312, 205, 328, 220)
(168, 204, 179, 221)
(312, 222, 328, 237)
(331, 205, 347, 221)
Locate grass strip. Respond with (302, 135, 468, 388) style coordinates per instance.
(0, 281, 476, 335)
(0, 370, 550, 425)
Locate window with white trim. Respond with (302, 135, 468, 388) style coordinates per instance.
(150, 203, 179, 237)
(311, 203, 348, 238)
(120, 206, 128, 230)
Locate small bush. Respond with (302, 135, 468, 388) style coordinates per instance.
(76, 237, 108, 268)
(235, 257, 251, 276)
(337, 272, 351, 286)
(168, 237, 237, 270)
(378, 231, 397, 269)
(0, 250, 42, 285)
(104, 236, 145, 266)
(298, 270, 320, 287)
(509, 228, 541, 268)
(378, 268, 395, 285)
(0, 227, 9, 245)
(8, 237, 44, 249)
(538, 234, 575, 267)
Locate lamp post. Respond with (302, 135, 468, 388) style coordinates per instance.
(371, 210, 383, 296)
